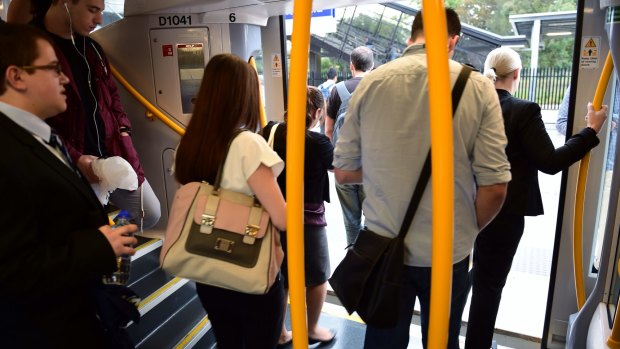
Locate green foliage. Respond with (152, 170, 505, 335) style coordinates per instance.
(400, 0, 576, 68)
(539, 38, 574, 68)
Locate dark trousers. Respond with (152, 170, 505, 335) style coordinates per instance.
(364, 256, 470, 349)
(196, 278, 284, 349)
(465, 212, 525, 349)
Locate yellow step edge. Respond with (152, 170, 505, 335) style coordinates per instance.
(138, 277, 185, 311)
(174, 315, 211, 349)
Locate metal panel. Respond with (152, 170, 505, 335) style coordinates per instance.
(546, 0, 615, 346)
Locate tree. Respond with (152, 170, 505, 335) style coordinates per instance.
(403, 0, 576, 67)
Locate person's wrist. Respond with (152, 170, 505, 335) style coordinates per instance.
(585, 126, 598, 134)
(119, 126, 132, 136)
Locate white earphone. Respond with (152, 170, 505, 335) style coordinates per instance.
(64, 2, 75, 45)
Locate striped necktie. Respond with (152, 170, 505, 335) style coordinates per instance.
(48, 130, 78, 175)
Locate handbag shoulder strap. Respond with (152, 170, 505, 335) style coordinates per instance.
(213, 129, 247, 190)
(267, 123, 279, 149)
(397, 65, 472, 238)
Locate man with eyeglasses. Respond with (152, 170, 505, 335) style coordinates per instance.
(0, 23, 138, 347)
(28, 0, 161, 230)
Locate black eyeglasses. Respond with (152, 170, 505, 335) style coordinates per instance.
(19, 62, 63, 75)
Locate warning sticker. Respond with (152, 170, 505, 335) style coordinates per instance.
(272, 54, 282, 77)
(580, 37, 600, 69)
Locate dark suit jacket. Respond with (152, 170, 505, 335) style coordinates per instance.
(0, 112, 117, 348)
(497, 89, 600, 216)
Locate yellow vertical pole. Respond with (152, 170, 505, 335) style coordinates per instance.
(573, 52, 613, 310)
(287, 2, 312, 349)
(248, 56, 267, 127)
(421, 1, 453, 348)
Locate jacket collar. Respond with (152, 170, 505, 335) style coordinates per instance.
(0, 112, 105, 213)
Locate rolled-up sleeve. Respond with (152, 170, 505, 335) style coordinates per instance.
(473, 88, 512, 186)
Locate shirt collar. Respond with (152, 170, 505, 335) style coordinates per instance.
(402, 43, 426, 56)
(0, 102, 52, 142)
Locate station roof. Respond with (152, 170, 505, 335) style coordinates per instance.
(509, 10, 577, 39)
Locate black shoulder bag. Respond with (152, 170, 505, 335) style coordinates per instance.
(328, 65, 472, 328)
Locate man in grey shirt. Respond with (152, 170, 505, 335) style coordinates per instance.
(333, 8, 511, 349)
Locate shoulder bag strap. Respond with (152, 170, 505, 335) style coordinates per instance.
(397, 65, 472, 239)
(213, 129, 247, 190)
(267, 123, 279, 149)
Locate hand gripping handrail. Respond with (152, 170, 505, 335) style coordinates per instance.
(421, 1, 453, 348)
(573, 51, 613, 310)
(109, 64, 186, 136)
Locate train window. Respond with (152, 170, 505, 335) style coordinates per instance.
(102, 0, 124, 28)
(177, 43, 205, 114)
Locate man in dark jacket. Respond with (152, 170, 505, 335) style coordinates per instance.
(35, 0, 160, 229)
(0, 23, 137, 348)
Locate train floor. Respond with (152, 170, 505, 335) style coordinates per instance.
(289, 297, 540, 349)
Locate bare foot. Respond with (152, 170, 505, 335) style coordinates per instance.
(308, 326, 335, 342)
(278, 330, 292, 345)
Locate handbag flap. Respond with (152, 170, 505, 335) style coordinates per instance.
(193, 185, 270, 239)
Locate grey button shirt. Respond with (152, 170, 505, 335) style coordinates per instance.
(333, 44, 511, 266)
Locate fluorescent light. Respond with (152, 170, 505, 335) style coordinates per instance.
(546, 31, 572, 36)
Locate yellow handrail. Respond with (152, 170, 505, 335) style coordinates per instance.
(109, 65, 185, 136)
(573, 52, 613, 310)
(248, 56, 267, 127)
(421, 1, 453, 348)
(287, 1, 312, 348)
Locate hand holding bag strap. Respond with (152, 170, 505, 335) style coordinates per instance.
(397, 65, 472, 239)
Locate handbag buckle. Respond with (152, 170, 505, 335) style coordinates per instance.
(201, 214, 215, 227)
(214, 238, 234, 253)
(245, 224, 260, 237)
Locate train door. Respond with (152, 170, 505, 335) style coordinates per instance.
(544, 0, 620, 347)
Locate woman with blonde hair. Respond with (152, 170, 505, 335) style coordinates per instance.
(465, 47, 608, 348)
(175, 53, 287, 349)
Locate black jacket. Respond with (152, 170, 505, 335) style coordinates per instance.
(497, 89, 599, 216)
(0, 112, 116, 348)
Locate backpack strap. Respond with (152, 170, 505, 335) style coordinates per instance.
(334, 81, 351, 107)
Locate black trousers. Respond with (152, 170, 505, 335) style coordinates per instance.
(196, 278, 284, 349)
(465, 212, 525, 349)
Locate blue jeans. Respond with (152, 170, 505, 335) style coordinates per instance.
(364, 256, 470, 349)
(335, 183, 366, 245)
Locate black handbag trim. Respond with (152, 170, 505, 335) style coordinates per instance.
(184, 129, 265, 268)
